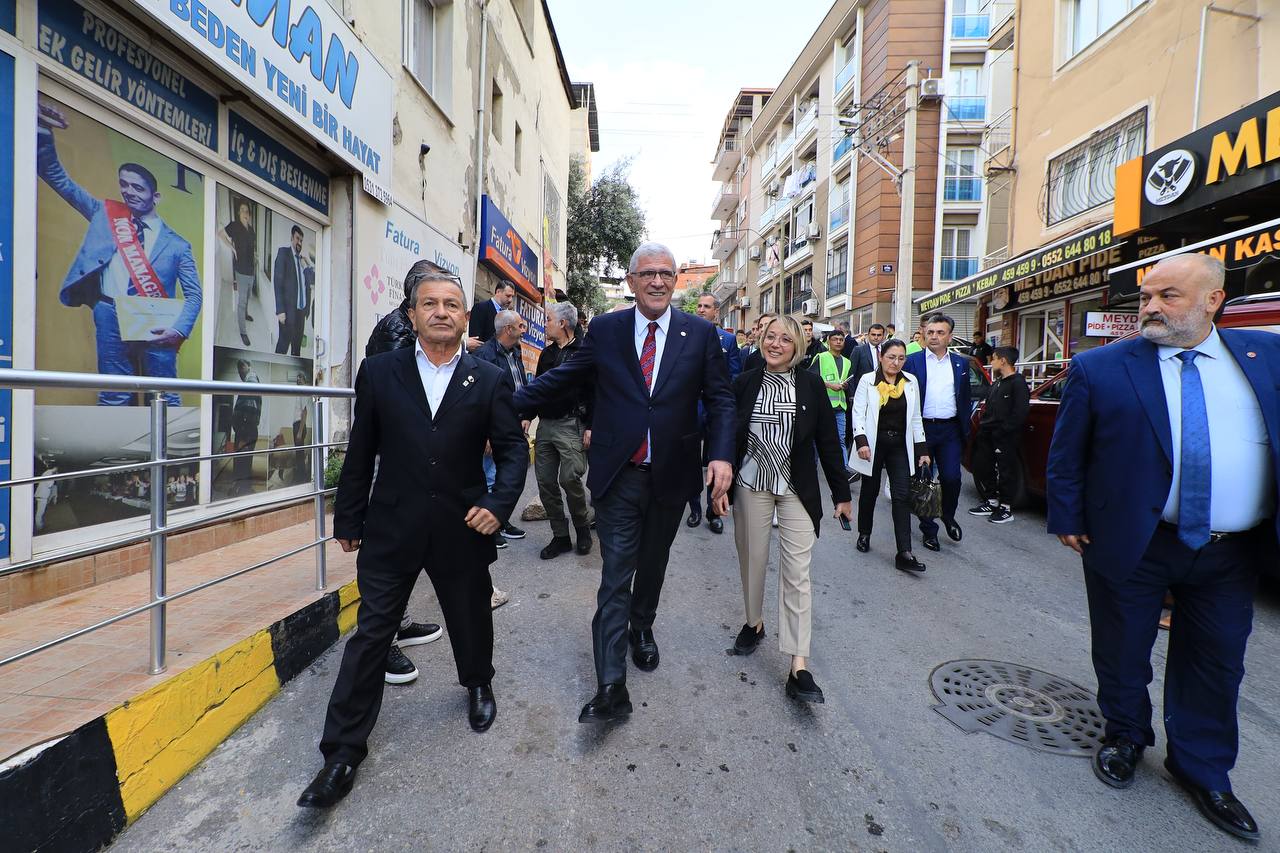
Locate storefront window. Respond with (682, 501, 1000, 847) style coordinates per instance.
(1068, 294, 1106, 357)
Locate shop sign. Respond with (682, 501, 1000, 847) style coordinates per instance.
(514, 295, 546, 377)
(1085, 312, 1138, 337)
(1115, 89, 1280, 235)
(36, 0, 219, 149)
(1109, 216, 1280, 299)
(916, 222, 1116, 313)
(228, 109, 329, 215)
(133, 0, 393, 195)
(479, 196, 539, 300)
(1010, 246, 1122, 309)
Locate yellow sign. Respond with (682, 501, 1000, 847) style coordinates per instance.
(1206, 107, 1280, 185)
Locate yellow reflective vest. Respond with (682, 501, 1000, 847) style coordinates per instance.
(815, 351, 852, 410)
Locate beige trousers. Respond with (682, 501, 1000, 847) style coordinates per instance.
(731, 487, 816, 658)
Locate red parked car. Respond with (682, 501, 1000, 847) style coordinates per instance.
(964, 293, 1280, 502)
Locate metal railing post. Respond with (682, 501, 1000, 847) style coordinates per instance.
(148, 393, 168, 675)
(312, 397, 327, 591)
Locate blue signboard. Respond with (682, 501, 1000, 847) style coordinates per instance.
(0, 49, 13, 558)
(479, 196, 540, 299)
(228, 109, 330, 215)
(36, 0, 219, 149)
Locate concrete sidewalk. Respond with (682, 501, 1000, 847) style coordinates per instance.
(112, 479, 1280, 852)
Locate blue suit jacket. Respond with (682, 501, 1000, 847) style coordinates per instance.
(1046, 330, 1280, 582)
(514, 307, 735, 504)
(718, 326, 742, 379)
(37, 130, 203, 339)
(903, 349, 972, 440)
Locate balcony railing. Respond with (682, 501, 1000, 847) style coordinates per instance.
(762, 149, 778, 176)
(983, 108, 1013, 157)
(779, 130, 796, 159)
(983, 247, 1009, 269)
(981, 0, 1015, 29)
(835, 58, 857, 95)
(944, 176, 983, 202)
(833, 132, 854, 164)
(829, 201, 850, 231)
(951, 14, 990, 39)
(948, 96, 987, 122)
(826, 271, 848, 298)
(796, 103, 818, 139)
(941, 256, 980, 281)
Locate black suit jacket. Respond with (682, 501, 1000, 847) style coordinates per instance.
(742, 348, 765, 374)
(334, 348, 528, 569)
(728, 368, 851, 535)
(849, 343, 879, 386)
(468, 299, 499, 343)
(272, 247, 311, 317)
(514, 307, 734, 505)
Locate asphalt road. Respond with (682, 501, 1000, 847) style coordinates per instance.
(113, 477, 1280, 852)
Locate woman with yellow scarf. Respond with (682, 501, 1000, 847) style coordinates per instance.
(849, 339, 931, 573)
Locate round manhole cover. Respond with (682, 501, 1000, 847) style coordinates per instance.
(929, 660, 1104, 757)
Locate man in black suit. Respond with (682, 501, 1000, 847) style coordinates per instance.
(466, 279, 516, 351)
(298, 269, 528, 808)
(273, 225, 312, 356)
(741, 312, 774, 373)
(849, 322, 887, 385)
(515, 242, 735, 723)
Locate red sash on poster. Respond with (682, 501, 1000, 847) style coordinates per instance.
(103, 198, 169, 299)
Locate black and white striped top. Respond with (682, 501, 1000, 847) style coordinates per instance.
(737, 370, 797, 496)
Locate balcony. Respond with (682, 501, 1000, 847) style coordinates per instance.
(762, 148, 778, 178)
(779, 129, 796, 160)
(829, 201, 850, 232)
(711, 228, 740, 261)
(943, 176, 983, 203)
(711, 183, 740, 220)
(759, 201, 777, 231)
(941, 256, 980, 281)
(826, 271, 848, 299)
(982, 247, 1009, 270)
(835, 58, 857, 98)
(948, 96, 986, 123)
(982, 108, 1013, 165)
(712, 138, 741, 182)
(951, 14, 990, 39)
(982, 0, 1015, 48)
(796, 103, 818, 145)
(833, 132, 854, 165)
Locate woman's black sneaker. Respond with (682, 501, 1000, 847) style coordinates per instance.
(968, 501, 997, 516)
(786, 670, 825, 703)
(989, 506, 1015, 524)
(733, 623, 765, 655)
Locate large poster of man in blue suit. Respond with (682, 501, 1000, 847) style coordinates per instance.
(34, 97, 204, 406)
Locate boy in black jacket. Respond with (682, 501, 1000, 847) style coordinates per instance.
(969, 346, 1030, 524)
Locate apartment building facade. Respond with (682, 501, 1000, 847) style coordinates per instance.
(917, 0, 1279, 375)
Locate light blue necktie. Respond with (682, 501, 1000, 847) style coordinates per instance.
(1176, 351, 1211, 549)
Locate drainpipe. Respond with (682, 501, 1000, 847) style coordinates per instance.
(472, 0, 491, 302)
(1193, 4, 1263, 130)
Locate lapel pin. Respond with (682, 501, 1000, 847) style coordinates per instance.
(1247, 352, 1257, 359)
(462, 374, 475, 387)
(680, 330, 687, 337)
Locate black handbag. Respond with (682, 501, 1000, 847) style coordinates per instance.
(910, 468, 942, 520)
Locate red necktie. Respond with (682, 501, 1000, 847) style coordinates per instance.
(630, 321, 659, 464)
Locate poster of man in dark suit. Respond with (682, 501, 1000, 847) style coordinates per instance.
(274, 224, 313, 356)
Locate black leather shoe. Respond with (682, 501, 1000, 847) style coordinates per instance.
(686, 509, 702, 528)
(944, 519, 963, 541)
(578, 683, 632, 723)
(575, 529, 593, 555)
(856, 534, 870, 553)
(540, 536, 573, 560)
(786, 669, 825, 703)
(297, 762, 355, 808)
(630, 627, 660, 671)
(733, 623, 765, 655)
(708, 516, 724, 535)
(468, 684, 497, 732)
(1092, 736, 1142, 789)
(895, 552, 926, 573)
(1165, 757, 1260, 841)
(922, 535, 941, 552)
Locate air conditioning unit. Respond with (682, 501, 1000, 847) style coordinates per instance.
(920, 78, 945, 100)
(740, 298, 752, 309)
(807, 223, 821, 239)
(801, 299, 818, 316)
(767, 180, 781, 196)
(749, 246, 762, 260)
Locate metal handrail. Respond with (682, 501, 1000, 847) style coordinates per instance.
(0, 368, 351, 675)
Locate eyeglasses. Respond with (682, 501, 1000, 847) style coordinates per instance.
(632, 270, 676, 283)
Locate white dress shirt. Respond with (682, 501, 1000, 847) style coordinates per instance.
(1157, 327, 1274, 532)
(104, 210, 162, 298)
(922, 349, 957, 419)
(415, 339, 463, 415)
(633, 306, 672, 463)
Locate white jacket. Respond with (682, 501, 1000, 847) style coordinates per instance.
(849, 371, 927, 477)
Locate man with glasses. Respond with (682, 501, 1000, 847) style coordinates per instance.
(515, 242, 735, 723)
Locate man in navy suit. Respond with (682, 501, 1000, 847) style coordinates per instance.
(466, 280, 516, 351)
(273, 225, 313, 356)
(1047, 254, 1277, 842)
(904, 313, 971, 550)
(515, 242, 735, 722)
(687, 292, 741, 533)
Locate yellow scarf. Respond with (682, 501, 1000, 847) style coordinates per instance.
(876, 376, 905, 407)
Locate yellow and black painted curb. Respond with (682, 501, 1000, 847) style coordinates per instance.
(2, 580, 361, 853)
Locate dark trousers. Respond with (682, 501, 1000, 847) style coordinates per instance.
(971, 429, 1019, 505)
(320, 545, 495, 767)
(276, 308, 305, 356)
(1083, 525, 1262, 791)
(688, 432, 715, 518)
(592, 466, 684, 685)
(919, 417, 964, 535)
(231, 410, 259, 494)
(857, 433, 912, 554)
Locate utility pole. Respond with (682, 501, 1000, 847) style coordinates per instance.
(894, 62, 919, 337)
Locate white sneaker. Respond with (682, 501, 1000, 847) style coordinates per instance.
(490, 587, 510, 610)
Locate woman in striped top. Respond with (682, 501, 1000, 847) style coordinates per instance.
(716, 316, 853, 704)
